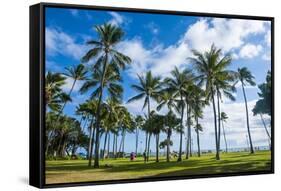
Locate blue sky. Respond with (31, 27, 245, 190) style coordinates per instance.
(45, 7, 271, 153)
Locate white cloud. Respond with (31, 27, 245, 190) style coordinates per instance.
(118, 37, 191, 78)
(118, 18, 268, 79)
(62, 77, 84, 93)
(239, 43, 263, 59)
(46, 27, 87, 60)
(108, 12, 124, 26)
(183, 18, 266, 53)
(265, 30, 271, 46)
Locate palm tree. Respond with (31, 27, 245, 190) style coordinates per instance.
(45, 72, 69, 155)
(157, 91, 179, 162)
(81, 23, 131, 167)
(165, 67, 195, 162)
(189, 44, 234, 160)
(102, 98, 124, 159)
(58, 64, 87, 116)
(134, 115, 144, 156)
(236, 67, 256, 154)
(80, 63, 124, 166)
(190, 85, 206, 157)
(128, 71, 161, 160)
(253, 71, 271, 145)
(45, 72, 67, 112)
(163, 111, 180, 162)
(220, 112, 228, 153)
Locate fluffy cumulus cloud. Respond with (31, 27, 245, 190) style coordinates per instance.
(46, 27, 87, 60)
(117, 37, 191, 78)
(239, 43, 263, 59)
(183, 18, 266, 53)
(118, 18, 268, 79)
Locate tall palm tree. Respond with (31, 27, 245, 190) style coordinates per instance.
(80, 64, 124, 167)
(190, 85, 206, 157)
(81, 23, 131, 167)
(220, 112, 228, 153)
(165, 67, 195, 162)
(189, 44, 233, 160)
(157, 91, 179, 162)
(134, 115, 145, 156)
(236, 67, 256, 154)
(128, 71, 161, 160)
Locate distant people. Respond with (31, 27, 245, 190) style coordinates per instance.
(130, 152, 135, 161)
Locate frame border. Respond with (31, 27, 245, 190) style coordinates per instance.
(29, 2, 274, 189)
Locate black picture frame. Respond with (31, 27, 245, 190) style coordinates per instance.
(30, 2, 274, 189)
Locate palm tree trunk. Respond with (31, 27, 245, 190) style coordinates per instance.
(112, 134, 116, 158)
(146, 96, 151, 160)
(107, 133, 110, 158)
(196, 116, 201, 157)
(222, 121, 228, 153)
(178, 95, 184, 162)
(103, 131, 108, 160)
(147, 133, 152, 162)
(241, 83, 254, 154)
(88, 117, 95, 166)
(93, 54, 109, 168)
(185, 104, 190, 159)
(156, 134, 159, 162)
(144, 132, 148, 157)
(59, 79, 77, 116)
(189, 113, 192, 157)
(167, 129, 171, 162)
(135, 127, 138, 155)
(122, 131, 126, 158)
(216, 89, 221, 154)
(211, 86, 220, 160)
(260, 114, 271, 140)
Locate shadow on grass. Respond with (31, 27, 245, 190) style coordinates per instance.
(46, 155, 271, 175)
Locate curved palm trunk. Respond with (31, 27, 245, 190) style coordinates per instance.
(260, 114, 271, 140)
(156, 134, 160, 162)
(216, 89, 221, 154)
(93, 54, 109, 168)
(178, 96, 184, 162)
(221, 120, 228, 153)
(211, 86, 220, 160)
(196, 116, 201, 157)
(241, 83, 254, 154)
(58, 79, 77, 117)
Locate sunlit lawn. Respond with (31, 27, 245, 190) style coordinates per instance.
(46, 150, 271, 184)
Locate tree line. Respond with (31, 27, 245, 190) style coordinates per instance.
(45, 23, 272, 168)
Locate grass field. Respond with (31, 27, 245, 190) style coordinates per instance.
(46, 151, 271, 184)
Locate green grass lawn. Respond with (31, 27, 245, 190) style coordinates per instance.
(45, 151, 271, 184)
